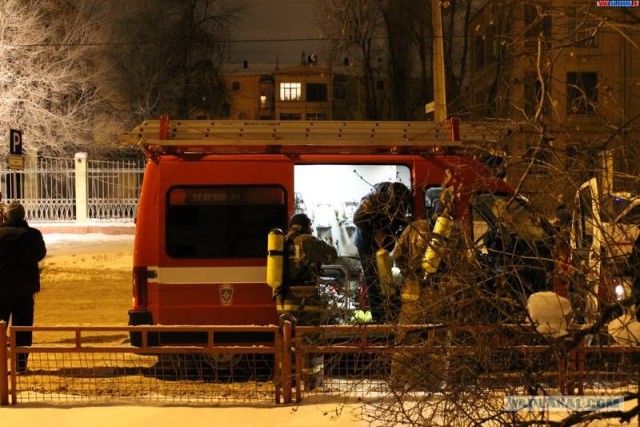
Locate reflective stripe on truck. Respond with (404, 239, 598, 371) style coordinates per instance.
(147, 266, 266, 284)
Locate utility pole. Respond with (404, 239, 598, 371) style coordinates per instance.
(426, 0, 447, 122)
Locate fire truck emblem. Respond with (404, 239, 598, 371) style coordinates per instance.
(219, 284, 234, 306)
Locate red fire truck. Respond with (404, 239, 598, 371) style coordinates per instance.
(122, 118, 547, 347)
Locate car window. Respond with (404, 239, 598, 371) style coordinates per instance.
(600, 195, 640, 224)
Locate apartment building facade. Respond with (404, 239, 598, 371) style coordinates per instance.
(223, 59, 372, 122)
(469, 1, 640, 205)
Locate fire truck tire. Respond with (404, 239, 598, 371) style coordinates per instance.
(201, 353, 243, 369)
(149, 353, 245, 379)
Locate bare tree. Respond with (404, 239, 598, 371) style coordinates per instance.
(318, 0, 384, 120)
(308, 3, 640, 426)
(0, 0, 109, 155)
(319, 0, 474, 120)
(379, 0, 418, 120)
(442, 0, 474, 116)
(101, 0, 243, 125)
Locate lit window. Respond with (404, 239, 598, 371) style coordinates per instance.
(260, 95, 267, 109)
(280, 82, 301, 101)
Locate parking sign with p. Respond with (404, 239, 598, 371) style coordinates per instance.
(10, 129, 22, 155)
(9, 129, 24, 170)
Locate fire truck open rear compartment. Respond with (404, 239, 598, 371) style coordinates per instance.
(123, 119, 516, 348)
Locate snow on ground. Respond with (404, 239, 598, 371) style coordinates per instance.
(44, 232, 134, 258)
(9, 225, 636, 426)
(1, 401, 370, 427)
(43, 231, 135, 245)
(4, 226, 372, 426)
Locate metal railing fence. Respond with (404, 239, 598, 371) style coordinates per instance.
(1, 323, 282, 406)
(3, 322, 639, 410)
(1, 156, 76, 221)
(87, 158, 144, 221)
(0, 154, 144, 222)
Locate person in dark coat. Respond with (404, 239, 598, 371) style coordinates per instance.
(353, 182, 411, 323)
(0, 201, 47, 373)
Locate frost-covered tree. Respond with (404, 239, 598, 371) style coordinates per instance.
(0, 0, 108, 155)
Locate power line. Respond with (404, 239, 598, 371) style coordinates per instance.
(2, 38, 326, 48)
(3, 33, 482, 49)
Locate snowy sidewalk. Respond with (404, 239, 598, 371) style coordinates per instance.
(32, 221, 135, 236)
(0, 401, 370, 426)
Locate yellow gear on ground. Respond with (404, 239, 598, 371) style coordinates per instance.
(351, 310, 373, 324)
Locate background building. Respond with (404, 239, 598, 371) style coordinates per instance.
(222, 58, 379, 122)
(469, 1, 640, 208)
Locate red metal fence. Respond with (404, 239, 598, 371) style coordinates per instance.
(2, 321, 639, 407)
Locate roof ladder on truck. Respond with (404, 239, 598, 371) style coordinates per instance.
(120, 117, 520, 156)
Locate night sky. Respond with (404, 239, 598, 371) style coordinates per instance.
(228, 0, 328, 66)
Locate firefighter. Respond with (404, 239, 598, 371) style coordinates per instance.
(353, 182, 411, 323)
(276, 213, 338, 323)
(276, 212, 337, 390)
(389, 192, 454, 391)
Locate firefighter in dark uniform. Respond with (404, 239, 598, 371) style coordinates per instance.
(277, 213, 338, 324)
(276, 213, 337, 390)
(353, 182, 412, 323)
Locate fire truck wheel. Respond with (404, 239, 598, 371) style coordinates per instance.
(202, 353, 243, 369)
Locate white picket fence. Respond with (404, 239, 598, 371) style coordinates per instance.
(0, 152, 145, 222)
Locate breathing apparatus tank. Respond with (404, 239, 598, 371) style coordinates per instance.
(266, 228, 285, 290)
(421, 214, 454, 276)
(376, 248, 396, 297)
